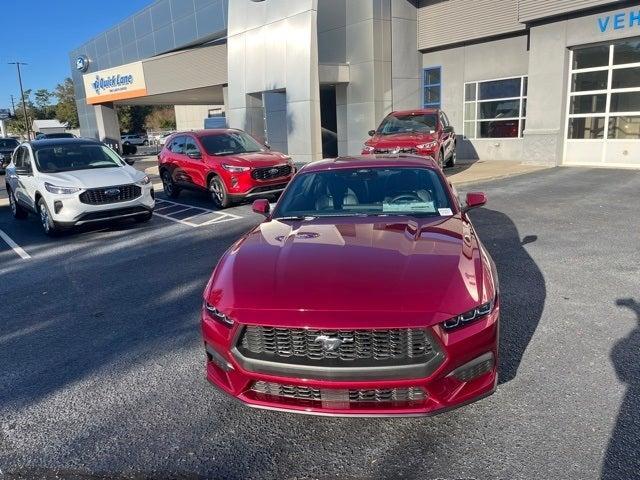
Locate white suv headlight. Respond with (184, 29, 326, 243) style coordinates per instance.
(44, 182, 81, 195)
(135, 175, 151, 186)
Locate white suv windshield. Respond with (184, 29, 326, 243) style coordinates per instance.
(273, 167, 452, 218)
(33, 144, 125, 173)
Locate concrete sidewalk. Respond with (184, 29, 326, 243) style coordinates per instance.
(445, 160, 550, 186)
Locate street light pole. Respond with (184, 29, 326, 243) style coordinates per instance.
(9, 61, 30, 140)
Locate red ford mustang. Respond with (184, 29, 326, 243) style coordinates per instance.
(201, 155, 499, 416)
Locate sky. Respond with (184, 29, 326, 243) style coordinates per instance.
(0, 0, 152, 111)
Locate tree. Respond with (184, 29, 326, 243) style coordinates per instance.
(54, 78, 79, 128)
(117, 105, 152, 133)
(144, 106, 176, 130)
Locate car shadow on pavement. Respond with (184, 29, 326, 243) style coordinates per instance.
(469, 207, 546, 384)
(601, 298, 640, 480)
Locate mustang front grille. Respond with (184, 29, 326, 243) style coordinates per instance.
(251, 381, 426, 404)
(237, 326, 436, 368)
(79, 184, 141, 205)
(251, 164, 292, 181)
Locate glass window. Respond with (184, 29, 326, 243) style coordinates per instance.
(464, 77, 527, 138)
(200, 131, 264, 156)
(571, 71, 608, 92)
(33, 143, 125, 173)
(570, 94, 607, 114)
(613, 41, 640, 65)
(568, 117, 605, 139)
(377, 113, 438, 135)
(609, 116, 640, 139)
(572, 45, 610, 69)
(273, 167, 452, 219)
(170, 135, 186, 154)
(478, 120, 519, 138)
(479, 99, 520, 119)
(478, 78, 521, 100)
(13, 146, 24, 168)
(423, 67, 441, 108)
(184, 137, 200, 156)
(610, 92, 640, 112)
(0, 138, 19, 149)
(464, 83, 476, 101)
(463, 122, 475, 138)
(611, 67, 640, 89)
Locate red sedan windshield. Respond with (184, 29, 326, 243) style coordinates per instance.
(274, 167, 453, 218)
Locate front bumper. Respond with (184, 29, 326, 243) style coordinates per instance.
(201, 306, 499, 417)
(47, 184, 155, 226)
(221, 165, 294, 199)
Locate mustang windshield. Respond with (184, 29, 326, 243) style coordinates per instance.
(274, 166, 453, 218)
(377, 113, 438, 135)
(200, 132, 264, 156)
(34, 144, 125, 173)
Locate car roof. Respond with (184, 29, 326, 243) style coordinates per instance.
(170, 129, 242, 138)
(300, 155, 439, 173)
(28, 138, 102, 149)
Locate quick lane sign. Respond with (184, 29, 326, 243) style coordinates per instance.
(598, 10, 640, 33)
(83, 61, 147, 105)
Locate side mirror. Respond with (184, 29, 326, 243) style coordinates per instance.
(444, 126, 455, 134)
(368, 130, 376, 137)
(252, 199, 270, 216)
(463, 192, 487, 212)
(125, 157, 135, 165)
(187, 151, 202, 159)
(264, 142, 272, 150)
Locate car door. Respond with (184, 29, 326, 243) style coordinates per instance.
(168, 135, 192, 187)
(13, 146, 38, 211)
(182, 135, 206, 189)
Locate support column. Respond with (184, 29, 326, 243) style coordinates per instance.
(94, 103, 121, 151)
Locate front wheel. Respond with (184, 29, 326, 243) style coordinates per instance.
(161, 170, 180, 198)
(9, 189, 28, 219)
(142, 140, 149, 146)
(209, 176, 231, 209)
(445, 148, 456, 168)
(38, 198, 60, 236)
(436, 150, 444, 169)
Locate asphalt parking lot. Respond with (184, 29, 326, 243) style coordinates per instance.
(1, 165, 639, 479)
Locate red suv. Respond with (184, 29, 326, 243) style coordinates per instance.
(158, 129, 295, 208)
(362, 109, 456, 169)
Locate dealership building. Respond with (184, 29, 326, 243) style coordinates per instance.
(70, 0, 640, 167)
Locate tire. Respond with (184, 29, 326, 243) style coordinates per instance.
(143, 140, 149, 146)
(8, 188, 28, 219)
(123, 141, 131, 146)
(134, 212, 153, 223)
(161, 170, 180, 198)
(37, 198, 60, 236)
(436, 150, 444, 169)
(209, 176, 231, 209)
(445, 147, 457, 168)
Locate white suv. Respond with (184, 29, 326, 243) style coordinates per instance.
(5, 138, 155, 235)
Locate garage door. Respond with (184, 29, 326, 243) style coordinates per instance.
(564, 39, 640, 167)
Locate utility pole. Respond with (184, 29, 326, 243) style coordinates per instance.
(8, 62, 30, 140)
(10, 95, 16, 116)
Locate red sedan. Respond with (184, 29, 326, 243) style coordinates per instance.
(158, 129, 294, 208)
(201, 155, 499, 416)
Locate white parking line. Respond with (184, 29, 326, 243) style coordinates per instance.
(0, 229, 31, 260)
(153, 199, 242, 228)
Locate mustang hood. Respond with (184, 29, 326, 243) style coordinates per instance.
(209, 217, 495, 326)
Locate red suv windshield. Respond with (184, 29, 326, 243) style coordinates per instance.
(199, 132, 264, 156)
(377, 113, 437, 135)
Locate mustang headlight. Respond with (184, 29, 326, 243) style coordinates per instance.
(44, 182, 81, 195)
(135, 175, 151, 186)
(442, 300, 494, 331)
(416, 141, 438, 150)
(222, 164, 250, 173)
(203, 301, 234, 326)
